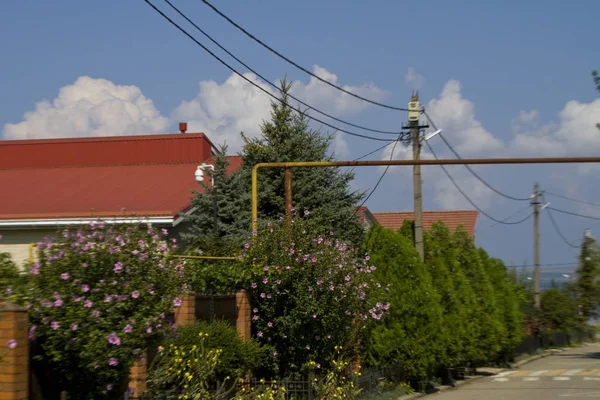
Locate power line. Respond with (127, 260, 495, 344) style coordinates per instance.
(544, 190, 600, 208)
(163, 0, 403, 136)
(199, 0, 410, 112)
(143, 0, 397, 143)
(544, 207, 581, 249)
(518, 262, 579, 268)
(353, 142, 393, 161)
(351, 136, 402, 220)
(424, 140, 533, 225)
(423, 109, 531, 202)
(546, 206, 600, 221)
(489, 204, 532, 227)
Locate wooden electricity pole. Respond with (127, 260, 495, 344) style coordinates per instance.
(533, 183, 541, 309)
(408, 93, 427, 260)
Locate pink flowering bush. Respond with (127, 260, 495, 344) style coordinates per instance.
(28, 222, 185, 399)
(241, 211, 388, 378)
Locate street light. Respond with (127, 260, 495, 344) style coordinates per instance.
(195, 163, 218, 234)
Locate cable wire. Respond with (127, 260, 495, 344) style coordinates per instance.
(350, 135, 402, 221)
(543, 207, 581, 249)
(424, 140, 533, 225)
(163, 0, 402, 136)
(544, 190, 600, 208)
(423, 109, 531, 202)
(199, 0, 409, 112)
(489, 204, 532, 227)
(352, 142, 392, 161)
(144, 0, 397, 143)
(546, 206, 600, 221)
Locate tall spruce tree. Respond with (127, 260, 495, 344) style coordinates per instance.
(185, 79, 364, 250)
(575, 234, 600, 319)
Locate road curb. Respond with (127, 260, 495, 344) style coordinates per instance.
(397, 348, 569, 399)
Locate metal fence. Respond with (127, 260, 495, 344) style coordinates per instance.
(512, 327, 596, 359)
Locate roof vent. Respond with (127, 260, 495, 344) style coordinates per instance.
(179, 122, 187, 134)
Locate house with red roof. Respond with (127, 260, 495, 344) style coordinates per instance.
(356, 207, 478, 238)
(0, 125, 241, 264)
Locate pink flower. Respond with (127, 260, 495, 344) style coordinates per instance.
(131, 250, 140, 255)
(260, 293, 266, 299)
(81, 284, 90, 292)
(51, 321, 60, 330)
(251, 283, 257, 289)
(312, 314, 317, 319)
(113, 262, 123, 273)
(267, 321, 273, 327)
(173, 297, 183, 307)
(124, 324, 133, 333)
(107, 333, 121, 346)
(31, 263, 40, 275)
(304, 210, 310, 216)
(54, 299, 63, 307)
(7, 339, 17, 349)
(60, 273, 69, 281)
(108, 357, 119, 366)
(84, 300, 93, 308)
(329, 285, 335, 291)
(71, 323, 78, 331)
(104, 296, 111, 303)
(131, 291, 140, 299)
(257, 331, 263, 337)
(161, 228, 168, 236)
(262, 278, 269, 284)
(146, 327, 152, 334)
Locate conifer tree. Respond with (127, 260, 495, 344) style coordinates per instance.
(575, 234, 600, 319)
(363, 226, 446, 380)
(185, 80, 365, 250)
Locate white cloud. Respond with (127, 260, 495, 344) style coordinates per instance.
(291, 65, 389, 116)
(433, 167, 495, 210)
(425, 80, 503, 155)
(404, 67, 424, 90)
(332, 132, 351, 158)
(509, 98, 600, 156)
(171, 72, 274, 152)
(3, 76, 168, 140)
(173, 65, 389, 151)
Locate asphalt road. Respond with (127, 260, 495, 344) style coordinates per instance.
(429, 343, 600, 399)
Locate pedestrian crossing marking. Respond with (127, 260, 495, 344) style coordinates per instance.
(545, 369, 568, 376)
(553, 376, 571, 381)
(510, 370, 532, 377)
(563, 369, 583, 376)
(529, 370, 549, 376)
(579, 369, 600, 376)
(523, 377, 539, 381)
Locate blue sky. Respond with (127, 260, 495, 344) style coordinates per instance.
(1, 0, 599, 275)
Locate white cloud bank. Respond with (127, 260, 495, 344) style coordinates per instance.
(3, 77, 169, 140)
(3, 66, 387, 156)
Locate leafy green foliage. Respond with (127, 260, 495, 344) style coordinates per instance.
(240, 214, 387, 379)
(540, 289, 580, 331)
(167, 320, 265, 381)
(593, 70, 600, 92)
(186, 80, 365, 260)
(146, 332, 228, 400)
(0, 251, 29, 305)
(363, 226, 445, 379)
(28, 222, 185, 399)
(574, 235, 599, 319)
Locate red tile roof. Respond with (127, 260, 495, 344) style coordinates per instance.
(0, 133, 241, 223)
(0, 133, 217, 169)
(371, 210, 479, 237)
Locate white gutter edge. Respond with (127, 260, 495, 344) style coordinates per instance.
(173, 207, 198, 227)
(0, 217, 174, 228)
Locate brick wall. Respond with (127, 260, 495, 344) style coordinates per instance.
(235, 291, 251, 342)
(0, 303, 29, 400)
(174, 292, 196, 327)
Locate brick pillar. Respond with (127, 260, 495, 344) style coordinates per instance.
(0, 303, 29, 400)
(128, 354, 147, 399)
(235, 291, 251, 342)
(174, 292, 195, 327)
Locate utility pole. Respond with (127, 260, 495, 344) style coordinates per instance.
(407, 93, 427, 260)
(533, 183, 541, 309)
